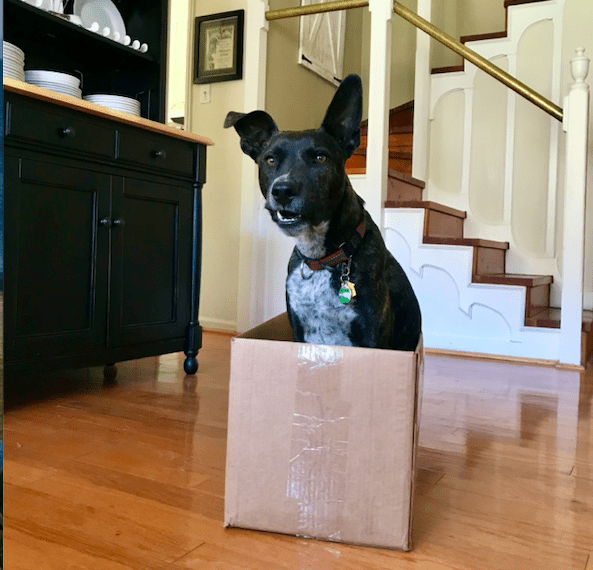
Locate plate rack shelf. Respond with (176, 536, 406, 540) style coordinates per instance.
(4, 0, 168, 122)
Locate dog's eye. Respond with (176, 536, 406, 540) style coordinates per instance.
(265, 156, 276, 166)
(315, 154, 327, 164)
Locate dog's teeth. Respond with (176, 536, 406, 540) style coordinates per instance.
(277, 211, 298, 222)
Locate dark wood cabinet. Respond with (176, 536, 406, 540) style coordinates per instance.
(3, 88, 211, 380)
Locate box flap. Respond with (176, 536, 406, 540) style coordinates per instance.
(238, 312, 295, 342)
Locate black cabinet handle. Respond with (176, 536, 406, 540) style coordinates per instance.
(152, 150, 166, 159)
(60, 127, 76, 138)
(113, 218, 125, 228)
(100, 217, 113, 227)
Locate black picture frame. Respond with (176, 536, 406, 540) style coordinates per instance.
(194, 10, 244, 84)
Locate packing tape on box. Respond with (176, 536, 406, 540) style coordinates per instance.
(286, 344, 351, 541)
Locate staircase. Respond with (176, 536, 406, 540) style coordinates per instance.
(346, 0, 593, 366)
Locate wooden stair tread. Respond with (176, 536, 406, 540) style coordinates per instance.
(385, 200, 466, 219)
(525, 308, 593, 332)
(387, 169, 425, 189)
(460, 31, 507, 44)
(424, 236, 509, 250)
(432, 65, 465, 75)
(474, 273, 553, 287)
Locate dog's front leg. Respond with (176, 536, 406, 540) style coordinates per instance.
(286, 298, 305, 342)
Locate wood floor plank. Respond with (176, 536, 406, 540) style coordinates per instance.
(4, 485, 202, 569)
(4, 527, 139, 570)
(4, 330, 592, 569)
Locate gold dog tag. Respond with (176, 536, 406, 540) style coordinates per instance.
(346, 281, 357, 298)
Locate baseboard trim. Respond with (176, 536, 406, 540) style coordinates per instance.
(425, 347, 584, 371)
(199, 317, 237, 334)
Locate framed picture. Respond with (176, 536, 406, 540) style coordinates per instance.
(194, 10, 244, 84)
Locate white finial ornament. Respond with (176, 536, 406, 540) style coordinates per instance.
(570, 47, 590, 86)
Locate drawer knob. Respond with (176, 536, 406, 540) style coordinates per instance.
(100, 217, 113, 227)
(152, 150, 167, 159)
(113, 218, 126, 228)
(60, 126, 76, 138)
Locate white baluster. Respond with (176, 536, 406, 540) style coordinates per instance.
(559, 48, 590, 366)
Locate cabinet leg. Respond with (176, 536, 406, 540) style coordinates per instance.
(183, 354, 199, 375)
(104, 363, 118, 382)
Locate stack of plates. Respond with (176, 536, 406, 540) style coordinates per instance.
(25, 70, 82, 99)
(4, 41, 26, 81)
(83, 94, 141, 116)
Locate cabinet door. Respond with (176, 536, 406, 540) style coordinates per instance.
(109, 175, 192, 347)
(4, 156, 110, 360)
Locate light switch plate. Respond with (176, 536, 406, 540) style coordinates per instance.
(199, 84, 211, 104)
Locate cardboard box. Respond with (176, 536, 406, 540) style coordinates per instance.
(224, 313, 423, 551)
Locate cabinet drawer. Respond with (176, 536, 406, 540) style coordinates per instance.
(6, 101, 115, 159)
(117, 130, 195, 176)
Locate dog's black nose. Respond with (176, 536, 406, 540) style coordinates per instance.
(271, 183, 296, 206)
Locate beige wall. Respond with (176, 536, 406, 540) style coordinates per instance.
(430, 0, 506, 68)
(265, 0, 340, 129)
(187, 0, 249, 331)
(166, 0, 190, 123)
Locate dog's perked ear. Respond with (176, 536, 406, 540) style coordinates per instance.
(319, 74, 363, 159)
(224, 110, 279, 161)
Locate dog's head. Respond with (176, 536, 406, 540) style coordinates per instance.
(224, 74, 363, 236)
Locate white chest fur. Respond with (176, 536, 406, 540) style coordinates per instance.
(286, 264, 357, 346)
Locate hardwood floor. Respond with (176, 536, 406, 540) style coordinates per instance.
(3, 332, 592, 569)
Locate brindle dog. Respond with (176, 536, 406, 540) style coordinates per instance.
(224, 74, 421, 350)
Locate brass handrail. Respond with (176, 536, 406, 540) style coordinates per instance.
(266, 0, 369, 21)
(265, 0, 564, 122)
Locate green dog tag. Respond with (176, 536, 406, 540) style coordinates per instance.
(339, 286, 352, 304)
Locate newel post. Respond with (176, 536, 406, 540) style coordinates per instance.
(366, 0, 393, 231)
(237, 0, 270, 332)
(559, 48, 590, 366)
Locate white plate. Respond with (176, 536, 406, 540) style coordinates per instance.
(84, 95, 140, 109)
(3, 69, 26, 81)
(28, 81, 82, 97)
(4, 61, 24, 73)
(84, 94, 138, 103)
(4, 41, 25, 59)
(29, 79, 80, 90)
(4, 50, 25, 62)
(4, 57, 25, 70)
(4, 51, 25, 62)
(74, 0, 126, 43)
(4, 61, 24, 72)
(25, 70, 80, 87)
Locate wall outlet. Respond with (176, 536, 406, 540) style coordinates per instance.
(199, 84, 211, 104)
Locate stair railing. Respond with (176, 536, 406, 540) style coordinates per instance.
(267, 0, 564, 121)
(241, 0, 589, 365)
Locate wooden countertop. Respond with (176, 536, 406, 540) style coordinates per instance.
(4, 77, 214, 146)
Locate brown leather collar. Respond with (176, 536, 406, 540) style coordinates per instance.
(298, 220, 366, 271)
